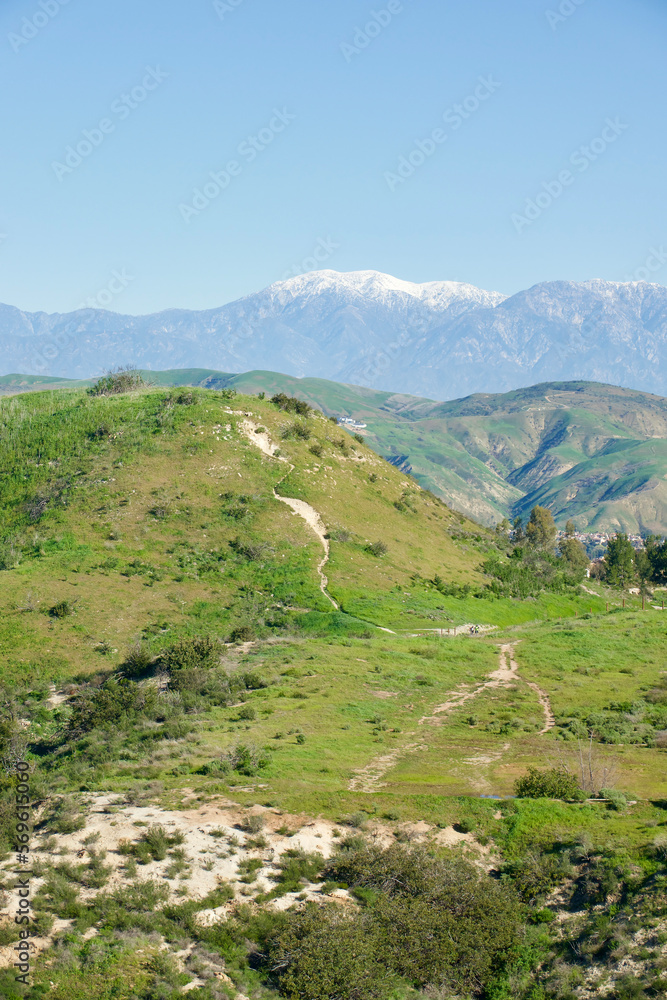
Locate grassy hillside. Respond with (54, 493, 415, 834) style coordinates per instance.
(3, 371, 665, 533)
(1, 384, 667, 999)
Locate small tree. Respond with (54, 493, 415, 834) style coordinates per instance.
(526, 506, 557, 550)
(559, 535, 589, 571)
(604, 533, 636, 588)
(645, 535, 667, 585)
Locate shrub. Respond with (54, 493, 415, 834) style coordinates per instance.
(239, 813, 264, 834)
(48, 599, 75, 619)
(66, 678, 158, 736)
(228, 625, 256, 643)
(282, 421, 311, 441)
(601, 788, 628, 811)
(366, 540, 388, 557)
(273, 848, 325, 891)
(309, 443, 323, 458)
(121, 640, 154, 678)
(271, 393, 311, 416)
(0, 542, 21, 570)
(160, 636, 219, 672)
(354, 433, 365, 444)
(120, 825, 185, 863)
(40, 795, 87, 835)
(229, 537, 272, 561)
(88, 366, 149, 396)
(172, 389, 195, 405)
(502, 851, 573, 903)
(275, 844, 522, 995)
(237, 705, 256, 721)
(220, 492, 258, 522)
(267, 904, 393, 999)
(514, 766, 580, 800)
(221, 743, 270, 775)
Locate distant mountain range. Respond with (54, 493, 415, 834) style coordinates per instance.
(3, 369, 665, 535)
(3, 270, 667, 399)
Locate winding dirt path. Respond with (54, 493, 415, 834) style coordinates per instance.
(349, 643, 555, 793)
(240, 418, 338, 609)
(525, 681, 556, 735)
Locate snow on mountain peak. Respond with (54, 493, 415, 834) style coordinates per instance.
(266, 269, 507, 311)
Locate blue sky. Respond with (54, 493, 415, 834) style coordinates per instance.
(1, 0, 666, 314)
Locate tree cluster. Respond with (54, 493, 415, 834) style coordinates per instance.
(600, 532, 667, 590)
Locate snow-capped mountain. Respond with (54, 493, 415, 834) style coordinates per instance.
(2, 271, 667, 399)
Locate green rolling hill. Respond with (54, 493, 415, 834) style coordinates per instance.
(2, 370, 666, 533)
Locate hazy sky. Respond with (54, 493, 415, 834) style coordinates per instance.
(2, 0, 666, 314)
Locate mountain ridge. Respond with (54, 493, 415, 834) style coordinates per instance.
(3, 269, 667, 399)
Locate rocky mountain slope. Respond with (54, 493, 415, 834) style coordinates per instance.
(3, 271, 667, 399)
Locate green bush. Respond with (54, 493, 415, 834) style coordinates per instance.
(48, 599, 75, 619)
(121, 640, 154, 678)
(271, 393, 311, 416)
(271, 844, 522, 995)
(40, 795, 87, 835)
(267, 904, 395, 999)
(67, 678, 159, 735)
(514, 766, 581, 800)
(282, 420, 311, 441)
(273, 849, 325, 892)
(160, 636, 219, 672)
(239, 813, 265, 834)
(365, 540, 388, 557)
(221, 742, 270, 775)
(119, 825, 185, 863)
(88, 367, 149, 396)
(502, 851, 573, 903)
(228, 625, 256, 643)
(601, 788, 628, 811)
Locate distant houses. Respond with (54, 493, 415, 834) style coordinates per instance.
(337, 416, 367, 431)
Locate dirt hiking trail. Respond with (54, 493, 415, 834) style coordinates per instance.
(241, 417, 338, 609)
(349, 643, 555, 793)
